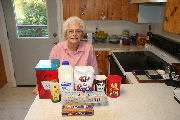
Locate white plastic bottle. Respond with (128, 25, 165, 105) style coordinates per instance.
(58, 61, 74, 93)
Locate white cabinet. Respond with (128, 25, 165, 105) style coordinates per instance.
(128, 4, 162, 23)
(138, 5, 162, 23)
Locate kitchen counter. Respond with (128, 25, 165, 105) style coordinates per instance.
(93, 43, 146, 51)
(24, 73, 180, 120)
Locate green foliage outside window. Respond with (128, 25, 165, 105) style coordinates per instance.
(14, 0, 48, 37)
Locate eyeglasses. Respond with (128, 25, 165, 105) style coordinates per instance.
(67, 29, 82, 34)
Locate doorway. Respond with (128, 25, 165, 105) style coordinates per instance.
(1, 0, 63, 85)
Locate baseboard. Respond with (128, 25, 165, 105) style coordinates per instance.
(17, 85, 36, 87)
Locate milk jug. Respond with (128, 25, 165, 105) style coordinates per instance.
(58, 61, 74, 93)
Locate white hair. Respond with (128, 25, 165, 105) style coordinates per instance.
(63, 16, 85, 37)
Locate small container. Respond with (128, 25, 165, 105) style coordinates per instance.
(130, 35, 137, 45)
(50, 83, 61, 103)
(122, 38, 131, 46)
(107, 75, 122, 98)
(94, 75, 107, 93)
(136, 36, 147, 47)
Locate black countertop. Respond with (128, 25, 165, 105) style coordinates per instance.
(113, 51, 169, 72)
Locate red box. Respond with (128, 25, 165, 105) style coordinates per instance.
(35, 59, 59, 99)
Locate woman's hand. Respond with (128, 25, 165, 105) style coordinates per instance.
(33, 84, 38, 96)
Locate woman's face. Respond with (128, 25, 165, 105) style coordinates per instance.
(66, 23, 83, 44)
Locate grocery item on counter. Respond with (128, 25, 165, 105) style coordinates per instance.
(147, 25, 152, 43)
(94, 30, 108, 39)
(121, 30, 131, 46)
(74, 66, 95, 91)
(109, 35, 120, 44)
(62, 103, 94, 116)
(94, 75, 107, 93)
(130, 33, 139, 45)
(107, 75, 122, 98)
(121, 29, 129, 38)
(50, 84, 61, 103)
(61, 91, 108, 104)
(122, 38, 131, 46)
(94, 28, 108, 43)
(136, 36, 147, 47)
(35, 59, 59, 99)
(58, 61, 74, 93)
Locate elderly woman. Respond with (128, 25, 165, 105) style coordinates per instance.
(33, 16, 99, 95)
(49, 16, 99, 73)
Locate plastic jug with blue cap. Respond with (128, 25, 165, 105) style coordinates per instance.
(58, 61, 74, 93)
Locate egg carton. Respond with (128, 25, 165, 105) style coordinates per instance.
(61, 91, 108, 104)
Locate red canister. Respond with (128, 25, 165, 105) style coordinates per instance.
(107, 75, 122, 98)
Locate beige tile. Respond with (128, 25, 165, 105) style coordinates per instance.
(0, 85, 36, 120)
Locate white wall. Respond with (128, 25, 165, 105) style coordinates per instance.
(0, 0, 16, 87)
(85, 20, 149, 36)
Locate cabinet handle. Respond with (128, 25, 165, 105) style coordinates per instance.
(96, 54, 100, 57)
(81, 12, 84, 15)
(53, 41, 57, 45)
(53, 33, 57, 37)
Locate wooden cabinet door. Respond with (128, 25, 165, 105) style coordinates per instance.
(0, 45, 7, 88)
(108, 0, 128, 20)
(79, 0, 95, 20)
(163, 0, 180, 34)
(69, 0, 81, 18)
(128, 1, 138, 22)
(93, 0, 108, 20)
(95, 51, 104, 75)
(79, 0, 108, 20)
(62, 0, 81, 20)
(102, 51, 109, 76)
(63, 0, 128, 20)
(95, 51, 109, 76)
(62, 0, 97, 20)
(62, 0, 70, 20)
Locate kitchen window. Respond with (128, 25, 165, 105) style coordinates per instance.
(13, 0, 48, 38)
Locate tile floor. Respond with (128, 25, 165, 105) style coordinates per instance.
(0, 84, 36, 120)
